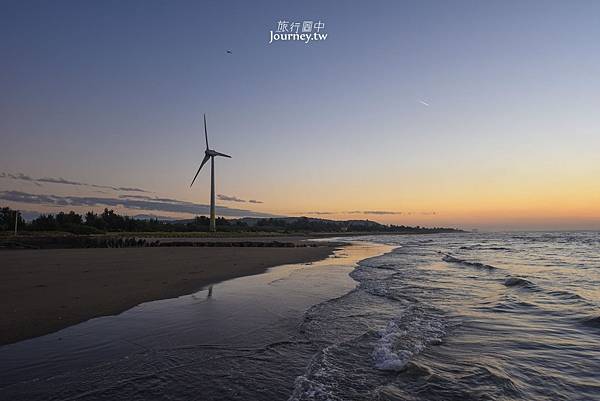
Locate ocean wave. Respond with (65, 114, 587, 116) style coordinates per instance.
(291, 248, 448, 401)
(502, 278, 596, 312)
(290, 308, 447, 400)
(581, 315, 600, 328)
(504, 277, 536, 288)
(372, 314, 446, 372)
(459, 245, 512, 251)
(371, 263, 399, 271)
(491, 298, 538, 312)
(511, 232, 600, 246)
(372, 321, 412, 371)
(546, 290, 585, 301)
(442, 254, 497, 270)
(375, 362, 523, 401)
(290, 232, 600, 401)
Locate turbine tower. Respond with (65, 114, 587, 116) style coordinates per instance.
(190, 114, 231, 232)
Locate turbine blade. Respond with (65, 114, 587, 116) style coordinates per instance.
(213, 151, 232, 158)
(190, 154, 211, 187)
(204, 114, 209, 150)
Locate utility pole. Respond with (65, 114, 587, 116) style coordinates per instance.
(14, 210, 18, 236)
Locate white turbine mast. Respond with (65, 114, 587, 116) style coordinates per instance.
(190, 114, 231, 232)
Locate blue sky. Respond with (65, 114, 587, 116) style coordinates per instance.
(1, 0, 599, 229)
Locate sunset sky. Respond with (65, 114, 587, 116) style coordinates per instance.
(1, 1, 599, 230)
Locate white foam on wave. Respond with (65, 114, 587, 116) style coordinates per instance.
(442, 254, 497, 270)
(372, 321, 412, 371)
(372, 311, 447, 372)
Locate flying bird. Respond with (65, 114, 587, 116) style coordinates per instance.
(419, 100, 430, 107)
(226, 50, 232, 54)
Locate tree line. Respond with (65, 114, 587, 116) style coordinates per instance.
(0, 207, 237, 234)
(0, 207, 461, 234)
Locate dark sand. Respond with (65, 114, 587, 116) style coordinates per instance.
(0, 245, 335, 345)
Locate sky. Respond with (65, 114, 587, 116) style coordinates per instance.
(1, 0, 599, 230)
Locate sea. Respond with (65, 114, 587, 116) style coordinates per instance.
(1, 231, 599, 400)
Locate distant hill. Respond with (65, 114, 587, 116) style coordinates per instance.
(232, 216, 387, 229)
(141, 215, 462, 234)
(219, 216, 460, 234)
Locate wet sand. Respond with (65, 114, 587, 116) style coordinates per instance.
(0, 245, 336, 345)
(0, 242, 392, 401)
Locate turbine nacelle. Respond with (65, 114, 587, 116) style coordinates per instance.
(206, 149, 231, 158)
(190, 114, 232, 188)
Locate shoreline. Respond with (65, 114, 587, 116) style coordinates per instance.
(0, 241, 395, 400)
(0, 231, 463, 250)
(0, 243, 338, 345)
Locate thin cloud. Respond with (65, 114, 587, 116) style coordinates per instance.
(0, 191, 278, 218)
(0, 172, 42, 186)
(119, 194, 154, 200)
(305, 210, 437, 216)
(36, 176, 86, 186)
(348, 210, 403, 215)
(115, 187, 148, 193)
(1, 172, 150, 193)
(303, 210, 401, 216)
(119, 194, 182, 203)
(217, 194, 246, 203)
(217, 194, 264, 204)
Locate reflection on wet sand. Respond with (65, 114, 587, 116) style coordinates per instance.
(0, 242, 392, 401)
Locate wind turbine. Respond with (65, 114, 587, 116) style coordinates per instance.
(190, 114, 231, 232)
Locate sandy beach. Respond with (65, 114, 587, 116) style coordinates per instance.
(0, 244, 336, 345)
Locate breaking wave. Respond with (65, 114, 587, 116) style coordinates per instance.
(289, 248, 449, 400)
(291, 231, 600, 401)
(504, 276, 536, 288)
(442, 254, 498, 270)
(581, 315, 600, 328)
(372, 311, 446, 371)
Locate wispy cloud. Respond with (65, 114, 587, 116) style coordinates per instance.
(0, 191, 278, 218)
(304, 210, 437, 216)
(217, 194, 264, 204)
(0, 173, 42, 186)
(0, 172, 150, 193)
(115, 187, 148, 193)
(118, 194, 182, 202)
(217, 194, 246, 203)
(347, 210, 402, 215)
